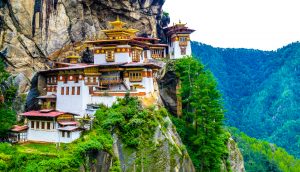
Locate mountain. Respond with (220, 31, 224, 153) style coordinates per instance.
(191, 41, 300, 157)
(229, 127, 300, 172)
(0, 0, 169, 92)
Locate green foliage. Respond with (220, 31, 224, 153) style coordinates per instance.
(0, 60, 16, 138)
(94, 96, 159, 148)
(229, 127, 300, 172)
(192, 41, 300, 158)
(170, 57, 228, 171)
(0, 109, 16, 138)
(0, 122, 114, 171)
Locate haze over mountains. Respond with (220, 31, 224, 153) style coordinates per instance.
(192, 41, 300, 157)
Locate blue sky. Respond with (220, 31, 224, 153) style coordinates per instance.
(163, 0, 300, 50)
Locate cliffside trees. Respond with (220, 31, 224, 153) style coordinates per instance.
(0, 60, 16, 139)
(172, 57, 228, 171)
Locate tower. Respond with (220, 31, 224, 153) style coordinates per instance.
(165, 21, 195, 59)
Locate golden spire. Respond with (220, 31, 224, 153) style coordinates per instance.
(109, 15, 126, 29)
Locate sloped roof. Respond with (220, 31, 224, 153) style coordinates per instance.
(21, 110, 65, 118)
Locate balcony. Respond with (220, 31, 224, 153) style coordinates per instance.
(99, 79, 123, 85)
(179, 41, 188, 46)
(129, 78, 142, 82)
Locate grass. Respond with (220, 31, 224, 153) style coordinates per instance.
(16, 142, 69, 157)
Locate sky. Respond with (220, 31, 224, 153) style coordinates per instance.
(163, 0, 300, 50)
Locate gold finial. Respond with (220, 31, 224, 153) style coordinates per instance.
(109, 16, 126, 30)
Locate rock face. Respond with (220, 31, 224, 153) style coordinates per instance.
(158, 63, 246, 171)
(0, 0, 169, 94)
(87, 116, 195, 172)
(227, 137, 245, 172)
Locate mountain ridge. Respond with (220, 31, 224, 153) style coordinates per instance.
(192, 41, 300, 157)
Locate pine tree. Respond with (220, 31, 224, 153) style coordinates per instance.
(173, 56, 228, 171)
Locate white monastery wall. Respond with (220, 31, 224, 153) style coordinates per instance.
(56, 80, 90, 117)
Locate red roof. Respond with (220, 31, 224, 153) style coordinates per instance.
(11, 125, 28, 132)
(21, 110, 65, 118)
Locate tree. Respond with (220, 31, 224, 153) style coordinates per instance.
(172, 56, 228, 171)
(0, 109, 16, 138)
(0, 59, 16, 139)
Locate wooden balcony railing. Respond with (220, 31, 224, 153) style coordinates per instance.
(179, 41, 188, 46)
(129, 78, 143, 82)
(99, 79, 123, 85)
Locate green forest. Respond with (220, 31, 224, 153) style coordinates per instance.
(0, 60, 17, 140)
(191, 41, 300, 161)
(170, 57, 229, 171)
(228, 127, 300, 172)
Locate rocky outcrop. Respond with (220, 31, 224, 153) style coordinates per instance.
(88, 116, 195, 172)
(157, 61, 179, 115)
(158, 62, 246, 171)
(0, 0, 169, 94)
(227, 137, 245, 172)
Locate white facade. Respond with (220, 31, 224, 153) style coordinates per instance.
(27, 119, 81, 143)
(169, 41, 192, 59)
(56, 80, 90, 117)
(94, 45, 132, 64)
(58, 130, 81, 143)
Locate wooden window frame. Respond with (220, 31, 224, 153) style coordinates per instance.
(47, 122, 51, 130)
(106, 50, 115, 62)
(31, 121, 35, 129)
(77, 86, 80, 95)
(129, 72, 142, 82)
(36, 121, 40, 129)
(41, 122, 45, 130)
(62, 131, 65, 137)
(66, 87, 69, 95)
(72, 87, 75, 95)
(61, 87, 64, 95)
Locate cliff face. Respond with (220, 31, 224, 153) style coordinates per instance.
(0, 0, 168, 94)
(158, 63, 246, 172)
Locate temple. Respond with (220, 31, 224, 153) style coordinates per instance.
(165, 21, 195, 59)
(16, 18, 195, 143)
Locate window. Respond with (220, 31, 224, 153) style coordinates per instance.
(106, 50, 115, 62)
(31, 121, 35, 129)
(47, 122, 51, 130)
(61, 87, 64, 95)
(132, 50, 141, 62)
(66, 87, 69, 95)
(36, 121, 40, 129)
(64, 76, 67, 83)
(72, 87, 75, 95)
(93, 77, 96, 83)
(77, 86, 80, 95)
(67, 132, 70, 138)
(74, 76, 79, 83)
(179, 37, 186, 42)
(180, 47, 186, 55)
(41, 122, 45, 129)
(62, 131, 65, 137)
(129, 72, 142, 82)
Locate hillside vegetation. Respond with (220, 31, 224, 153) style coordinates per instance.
(192, 41, 300, 158)
(229, 127, 300, 172)
(166, 57, 230, 171)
